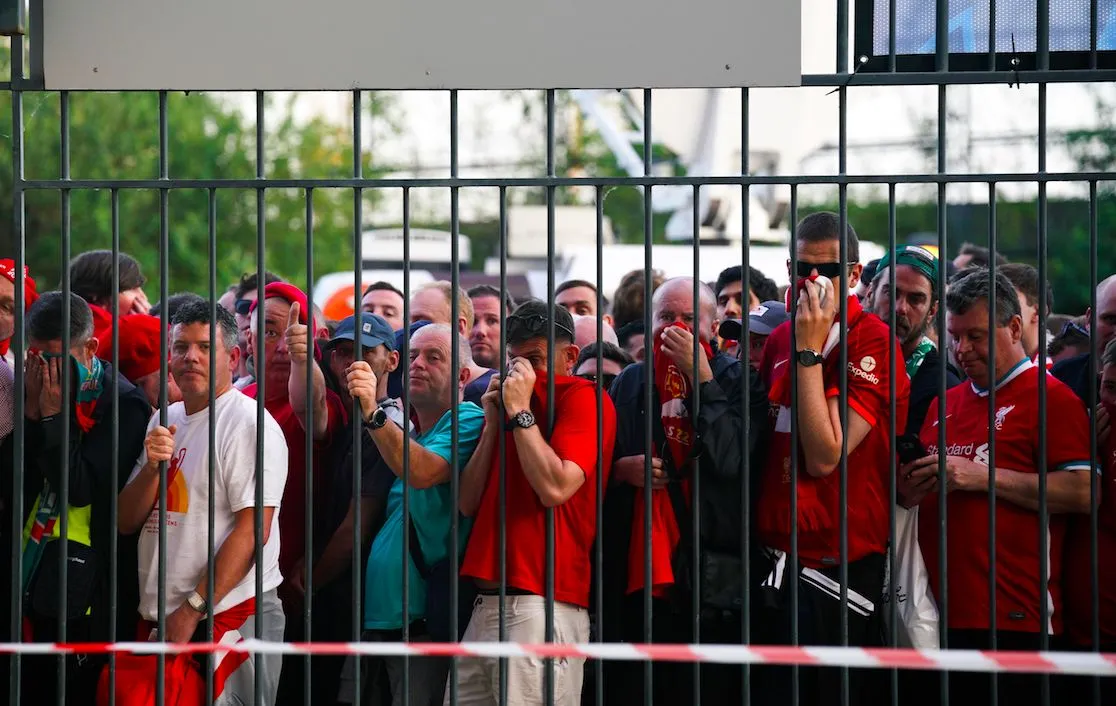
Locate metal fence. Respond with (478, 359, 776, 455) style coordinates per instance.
(3, 1, 1116, 705)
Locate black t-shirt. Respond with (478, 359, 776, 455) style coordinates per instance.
(463, 369, 497, 406)
(906, 346, 962, 435)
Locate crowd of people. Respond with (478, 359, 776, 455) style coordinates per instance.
(0, 209, 1113, 706)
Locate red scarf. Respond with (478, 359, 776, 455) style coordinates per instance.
(626, 322, 713, 596)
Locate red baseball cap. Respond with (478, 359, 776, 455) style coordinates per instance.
(0, 259, 38, 310)
(110, 314, 164, 381)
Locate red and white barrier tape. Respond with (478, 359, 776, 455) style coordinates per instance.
(0, 641, 1114, 676)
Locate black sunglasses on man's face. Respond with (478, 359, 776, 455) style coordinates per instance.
(234, 298, 254, 316)
(577, 372, 618, 390)
(794, 261, 855, 279)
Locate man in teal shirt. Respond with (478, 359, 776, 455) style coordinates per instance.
(346, 322, 485, 706)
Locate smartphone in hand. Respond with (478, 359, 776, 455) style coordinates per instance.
(896, 434, 928, 465)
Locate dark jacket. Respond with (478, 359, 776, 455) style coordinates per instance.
(907, 347, 962, 435)
(1053, 352, 1095, 404)
(599, 354, 768, 638)
(19, 363, 150, 641)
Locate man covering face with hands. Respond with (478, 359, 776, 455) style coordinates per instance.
(600, 277, 766, 705)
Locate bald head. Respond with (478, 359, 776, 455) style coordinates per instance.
(572, 315, 618, 349)
(651, 277, 719, 343)
(1093, 274, 1116, 355)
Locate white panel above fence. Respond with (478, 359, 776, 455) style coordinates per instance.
(42, 0, 802, 90)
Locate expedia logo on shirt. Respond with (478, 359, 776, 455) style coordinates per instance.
(848, 360, 880, 385)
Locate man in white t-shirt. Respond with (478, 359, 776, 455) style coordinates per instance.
(119, 298, 289, 706)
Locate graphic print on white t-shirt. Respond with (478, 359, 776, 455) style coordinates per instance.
(131, 390, 289, 620)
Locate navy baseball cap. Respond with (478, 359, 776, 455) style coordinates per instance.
(718, 300, 790, 340)
(331, 313, 396, 351)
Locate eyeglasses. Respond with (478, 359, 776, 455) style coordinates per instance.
(234, 298, 254, 316)
(795, 261, 856, 279)
(506, 313, 576, 342)
(577, 372, 618, 389)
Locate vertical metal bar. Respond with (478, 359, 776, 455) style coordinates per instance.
(836, 0, 848, 72)
(58, 89, 71, 706)
(206, 187, 218, 706)
(1037, 0, 1050, 71)
(108, 189, 121, 706)
(1090, 0, 1099, 68)
(935, 80, 950, 706)
(886, 183, 898, 706)
(887, 0, 897, 71)
(8, 34, 25, 704)
(303, 187, 316, 706)
(641, 87, 654, 706)
(739, 86, 753, 706)
(157, 92, 171, 706)
(837, 84, 851, 706)
(449, 88, 462, 706)
(935, 0, 949, 71)
(351, 89, 365, 706)
(253, 90, 267, 704)
(592, 183, 605, 706)
(986, 184, 998, 706)
(987, 0, 996, 70)
(399, 186, 410, 705)
(690, 185, 702, 706)
(28, 0, 43, 86)
(498, 185, 510, 706)
(1036, 82, 1051, 706)
(787, 184, 800, 706)
(1088, 180, 1100, 706)
(544, 87, 558, 706)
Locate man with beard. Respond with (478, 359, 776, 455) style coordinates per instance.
(871, 246, 961, 433)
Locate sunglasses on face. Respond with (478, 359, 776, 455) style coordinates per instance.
(505, 313, 575, 342)
(234, 298, 254, 316)
(794, 261, 855, 279)
(577, 372, 618, 389)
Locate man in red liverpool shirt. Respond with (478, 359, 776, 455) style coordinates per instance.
(458, 300, 616, 705)
(244, 282, 347, 705)
(755, 212, 909, 706)
(900, 269, 1092, 704)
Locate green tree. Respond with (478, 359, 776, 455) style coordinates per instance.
(0, 48, 400, 298)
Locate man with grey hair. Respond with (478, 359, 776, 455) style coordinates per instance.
(601, 276, 767, 704)
(348, 322, 485, 706)
(900, 268, 1092, 705)
(19, 291, 150, 702)
(118, 297, 289, 706)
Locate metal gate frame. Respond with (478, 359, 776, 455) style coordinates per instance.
(5, 1, 1116, 705)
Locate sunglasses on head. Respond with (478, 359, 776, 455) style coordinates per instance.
(1059, 320, 1089, 338)
(234, 298, 254, 316)
(577, 372, 617, 389)
(506, 313, 575, 342)
(795, 261, 855, 279)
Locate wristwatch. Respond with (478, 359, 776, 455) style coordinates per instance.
(186, 591, 208, 616)
(507, 409, 537, 430)
(796, 349, 824, 367)
(364, 407, 390, 430)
